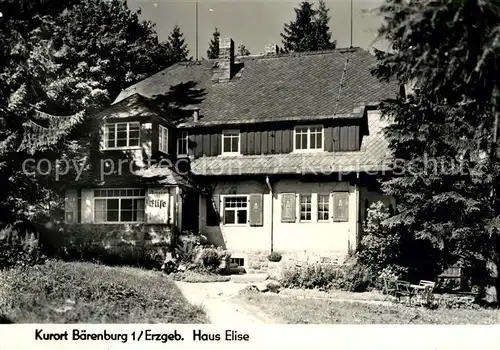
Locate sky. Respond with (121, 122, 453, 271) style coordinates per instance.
(129, 0, 387, 59)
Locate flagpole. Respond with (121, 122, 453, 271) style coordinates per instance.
(195, 1, 199, 60)
(350, 0, 353, 47)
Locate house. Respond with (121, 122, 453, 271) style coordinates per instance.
(64, 38, 398, 271)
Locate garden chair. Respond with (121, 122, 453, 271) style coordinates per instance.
(395, 280, 413, 304)
(382, 278, 399, 301)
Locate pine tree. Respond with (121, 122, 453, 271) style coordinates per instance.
(166, 25, 190, 63)
(280, 1, 336, 52)
(281, 1, 317, 52)
(237, 44, 251, 56)
(314, 0, 336, 50)
(206, 27, 220, 59)
(373, 0, 500, 301)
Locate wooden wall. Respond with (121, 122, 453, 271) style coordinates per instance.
(185, 120, 362, 157)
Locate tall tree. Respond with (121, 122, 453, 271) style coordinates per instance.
(0, 0, 173, 227)
(373, 0, 500, 302)
(206, 27, 220, 59)
(314, 0, 336, 50)
(237, 44, 251, 56)
(166, 25, 190, 63)
(280, 1, 335, 52)
(281, 1, 317, 52)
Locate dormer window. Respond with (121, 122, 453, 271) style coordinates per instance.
(104, 122, 140, 149)
(294, 125, 324, 152)
(222, 130, 240, 155)
(159, 125, 169, 154)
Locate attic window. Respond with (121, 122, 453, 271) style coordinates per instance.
(104, 122, 140, 149)
(159, 125, 169, 154)
(222, 130, 240, 155)
(294, 125, 324, 152)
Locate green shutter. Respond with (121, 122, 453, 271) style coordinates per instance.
(249, 194, 263, 226)
(333, 192, 349, 222)
(281, 193, 296, 223)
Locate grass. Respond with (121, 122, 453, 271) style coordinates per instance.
(238, 291, 500, 324)
(171, 270, 231, 283)
(0, 260, 208, 323)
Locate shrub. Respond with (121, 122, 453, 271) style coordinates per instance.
(280, 263, 341, 290)
(0, 226, 45, 270)
(199, 246, 230, 273)
(267, 251, 282, 262)
(175, 233, 205, 265)
(332, 262, 375, 292)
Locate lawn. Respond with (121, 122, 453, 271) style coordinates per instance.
(0, 260, 208, 323)
(238, 291, 500, 324)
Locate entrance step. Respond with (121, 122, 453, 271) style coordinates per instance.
(230, 273, 269, 283)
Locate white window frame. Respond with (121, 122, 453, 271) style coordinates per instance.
(159, 125, 169, 154)
(222, 129, 241, 155)
(221, 194, 248, 226)
(293, 125, 324, 152)
(317, 193, 330, 222)
(103, 122, 141, 150)
(298, 193, 312, 222)
(177, 131, 189, 156)
(93, 188, 145, 224)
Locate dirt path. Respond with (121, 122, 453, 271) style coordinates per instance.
(175, 281, 280, 324)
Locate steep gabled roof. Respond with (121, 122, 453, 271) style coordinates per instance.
(113, 48, 398, 127)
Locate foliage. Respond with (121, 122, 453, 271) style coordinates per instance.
(237, 44, 251, 56)
(280, 0, 336, 52)
(267, 251, 283, 262)
(373, 0, 500, 301)
(206, 27, 220, 59)
(199, 246, 231, 273)
(166, 25, 190, 63)
(0, 260, 208, 323)
(175, 232, 206, 265)
(0, 226, 45, 270)
(280, 263, 341, 290)
(171, 270, 231, 283)
(332, 262, 375, 293)
(0, 0, 174, 228)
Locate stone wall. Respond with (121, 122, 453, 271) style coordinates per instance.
(231, 250, 348, 278)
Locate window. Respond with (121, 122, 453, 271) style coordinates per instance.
(222, 130, 240, 155)
(177, 131, 189, 156)
(223, 196, 248, 225)
(159, 125, 169, 154)
(294, 125, 323, 151)
(104, 122, 140, 149)
(94, 189, 145, 223)
(299, 194, 312, 221)
(231, 257, 245, 267)
(317, 194, 330, 221)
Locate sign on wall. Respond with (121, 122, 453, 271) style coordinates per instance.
(146, 188, 170, 224)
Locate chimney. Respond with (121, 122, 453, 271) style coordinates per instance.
(218, 37, 235, 82)
(265, 44, 279, 55)
(192, 108, 199, 122)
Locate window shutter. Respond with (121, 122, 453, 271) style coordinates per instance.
(207, 194, 220, 226)
(332, 192, 349, 222)
(281, 193, 296, 223)
(248, 194, 263, 226)
(65, 190, 78, 224)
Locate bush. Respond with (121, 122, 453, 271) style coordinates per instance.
(268, 251, 282, 262)
(175, 233, 205, 265)
(332, 262, 375, 292)
(0, 226, 45, 270)
(280, 263, 341, 290)
(199, 246, 231, 273)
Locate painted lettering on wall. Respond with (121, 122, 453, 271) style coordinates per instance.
(146, 188, 170, 224)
